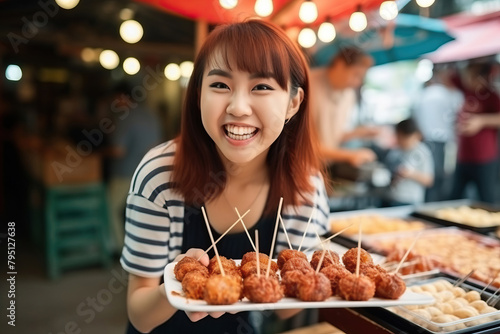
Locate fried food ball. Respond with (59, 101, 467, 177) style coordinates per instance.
(240, 261, 278, 279)
(375, 273, 406, 299)
(338, 273, 376, 301)
(310, 250, 340, 271)
(342, 247, 374, 273)
(296, 272, 332, 301)
(174, 257, 209, 282)
(208, 256, 241, 278)
(281, 270, 307, 298)
(320, 263, 351, 295)
(203, 274, 241, 305)
(359, 264, 387, 283)
(281, 257, 313, 277)
(277, 249, 307, 270)
(241, 252, 278, 271)
(243, 274, 283, 303)
(181, 270, 208, 300)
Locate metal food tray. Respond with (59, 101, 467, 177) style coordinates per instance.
(411, 199, 500, 234)
(384, 273, 500, 334)
(327, 205, 437, 249)
(362, 227, 500, 292)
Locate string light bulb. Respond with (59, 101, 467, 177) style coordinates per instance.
(164, 63, 181, 81)
(349, 6, 367, 32)
(297, 27, 316, 48)
(123, 57, 140, 75)
(379, 1, 398, 20)
(120, 20, 143, 44)
(254, 0, 273, 17)
(299, 0, 318, 24)
(55, 0, 79, 10)
(219, 0, 238, 9)
(99, 50, 120, 70)
(416, 0, 435, 8)
(318, 21, 336, 43)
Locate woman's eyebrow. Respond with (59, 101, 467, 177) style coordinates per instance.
(250, 72, 274, 79)
(207, 69, 231, 78)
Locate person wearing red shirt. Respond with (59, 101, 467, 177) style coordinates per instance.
(450, 62, 500, 203)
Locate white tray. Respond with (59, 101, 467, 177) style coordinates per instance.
(164, 260, 435, 312)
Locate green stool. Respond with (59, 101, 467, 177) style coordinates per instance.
(45, 182, 113, 279)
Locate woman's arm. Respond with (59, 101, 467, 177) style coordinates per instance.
(127, 249, 216, 333)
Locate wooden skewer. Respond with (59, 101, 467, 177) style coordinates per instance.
(197, 209, 251, 260)
(303, 223, 355, 253)
(255, 230, 260, 278)
(298, 207, 316, 252)
(480, 277, 496, 296)
(393, 232, 422, 275)
(316, 249, 327, 274)
(355, 222, 362, 277)
(486, 286, 500, 306)
(454, 269, 475, 287)
(201, 206, 224, 276)
(313, 224, 336, 268)
(235, 207, 256, 252)
(266, 197, 283, 279)
(279, 215, 293, 250)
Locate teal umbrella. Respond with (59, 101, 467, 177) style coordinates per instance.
(312, 14, 454, 67)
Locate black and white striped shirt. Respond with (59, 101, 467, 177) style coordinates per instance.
(120, 141, 330, 278)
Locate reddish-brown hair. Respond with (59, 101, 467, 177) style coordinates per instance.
(172, 19, 323, 213)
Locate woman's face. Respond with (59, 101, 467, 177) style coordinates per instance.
(200, 55, 302, 166)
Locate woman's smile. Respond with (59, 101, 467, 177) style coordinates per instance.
(224, 124, 259, 141)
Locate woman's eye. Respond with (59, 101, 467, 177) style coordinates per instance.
(209, 82, 229, 89)
(253, 84, 273, 91)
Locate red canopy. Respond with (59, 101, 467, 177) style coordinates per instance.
(136, 0, 386, 27)
(426, 11, 500, 63)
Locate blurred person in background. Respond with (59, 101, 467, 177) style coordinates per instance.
(450, 61, 500, 204)
(310, 45, 380, 169)
(412, 65, 464, 202)
(382, 118, 434, 206)
(107, 83, 162, 253)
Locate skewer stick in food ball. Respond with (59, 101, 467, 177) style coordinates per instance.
(243, 229, 283, 303)
(256, 230, 260, 278)
(392, 232, 421, 275)
(315, 249, 327, 274)
(201, 207, 225, 276)
(356, 222, 362, 277)
(235, 207, 256, 252)
(197, 209, 251, 260)
(454, 269, 475, 287)
(201, 207, 241, 305)
(279, 215, 293, 250)
(303, 223, 354, 253)
(266, 197, 283, 279)
(312, 224, 337, 270)
(298, 207, 315, 252)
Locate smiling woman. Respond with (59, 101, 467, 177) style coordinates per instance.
(121, 19, 330, 334)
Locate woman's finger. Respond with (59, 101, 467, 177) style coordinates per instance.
(185, 311, 209, 322)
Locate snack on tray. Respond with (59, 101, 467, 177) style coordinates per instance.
(435, 206, 500, 227)
(388, 279, 500, 333)
(370, 232, 500, 288)
(330, 215, 426, 236)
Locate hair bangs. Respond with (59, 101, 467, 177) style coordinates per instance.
(205, 22, 291, 90)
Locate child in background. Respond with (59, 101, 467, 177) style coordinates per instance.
(383, 118, 434, 206)
(120, 20, 329, 334)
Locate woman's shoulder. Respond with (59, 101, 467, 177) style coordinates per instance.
(128, 140, 179, 197)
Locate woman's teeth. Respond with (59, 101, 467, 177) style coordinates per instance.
(225, 125, 257, 140)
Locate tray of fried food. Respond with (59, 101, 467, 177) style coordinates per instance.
(330, 214, 429, 239)
(364, 227, 500, 291)
(412, 200, 500, 234)
(164, 247, 435, 312)
(386, 274, 500, 334)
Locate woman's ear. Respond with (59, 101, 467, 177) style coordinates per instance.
(286, 87, 304, 120)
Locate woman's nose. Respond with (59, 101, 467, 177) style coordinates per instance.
(226, 92, 252, 117)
